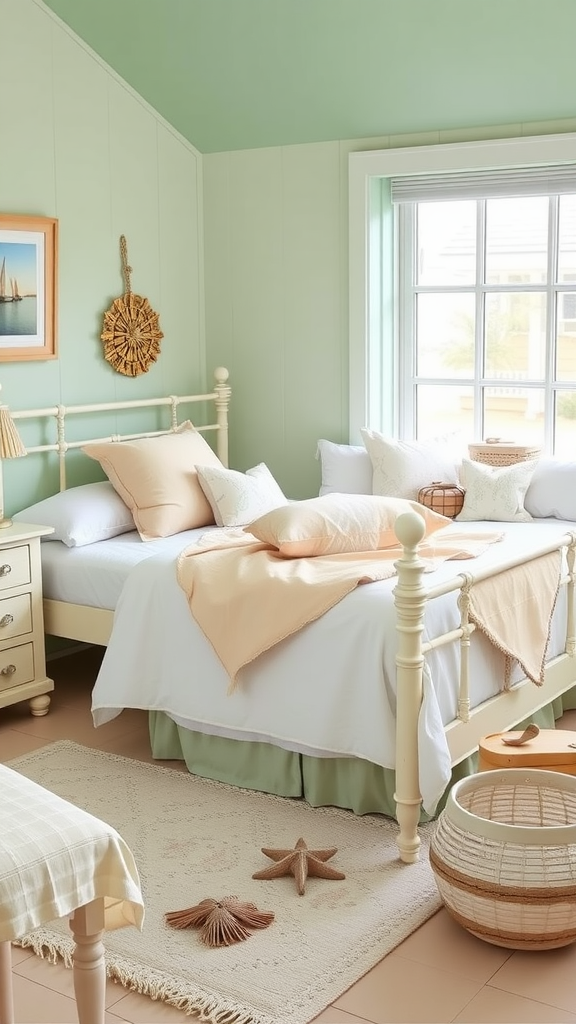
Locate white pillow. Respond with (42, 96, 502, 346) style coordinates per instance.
(456, 458, 538, 523)
(196, 462, 287, 527)
(361, 428, 460, 501)
(525, 458, 576, 521)
(12, 481, 135, 547)
(316, 439, 373, 496)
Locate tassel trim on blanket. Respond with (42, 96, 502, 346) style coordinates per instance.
(16, 926, 279, 1024)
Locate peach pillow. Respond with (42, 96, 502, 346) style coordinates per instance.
(245, 493, 450, 557)
(82, 422, 223, 540)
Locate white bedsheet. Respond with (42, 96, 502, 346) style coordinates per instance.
(87, 519, 575, 812)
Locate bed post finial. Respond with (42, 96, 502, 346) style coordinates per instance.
(393, 511, 428, 863)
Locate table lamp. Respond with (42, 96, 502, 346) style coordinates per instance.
(0, 385, 27, 528)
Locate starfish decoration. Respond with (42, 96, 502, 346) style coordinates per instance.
(252, 837, 345, 895)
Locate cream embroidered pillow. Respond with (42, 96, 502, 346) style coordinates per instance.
(456, 458, 538, 523)
(82, 422, 223, 540)
(246, 493, 450, 558)
(361, 429, 460, 500)
(196, 462, 287, 527)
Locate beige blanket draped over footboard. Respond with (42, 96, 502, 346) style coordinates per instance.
(467, 549, 562, 688)
(176, 527, 502, 690)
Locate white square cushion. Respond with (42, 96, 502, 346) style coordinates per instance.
(196, 462, 287, 527)
(456, 458, 538, 523)
(82, 421, 223, 540)
(524, 458, 576, 521)
(361, 429, 460, 501)
(316, 439, 373, 496)
(12, 482, 135, 547)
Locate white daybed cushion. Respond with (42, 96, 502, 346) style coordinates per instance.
(12, 482, 135, 547)
(316, 439, 373, 496)
(525, 458, 576, 521)
(361, 429, 460, 500)
(196, 463, 287, 527)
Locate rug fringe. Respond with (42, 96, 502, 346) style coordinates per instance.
(15, 929, 271, 1023)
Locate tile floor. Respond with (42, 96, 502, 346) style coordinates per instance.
(2, 645, 576, 1023)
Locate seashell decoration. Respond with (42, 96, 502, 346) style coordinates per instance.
(165, 895, 275, 947)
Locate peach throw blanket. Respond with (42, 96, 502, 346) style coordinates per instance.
(177, 528, 502, 690)
(467, 550, 562, 688)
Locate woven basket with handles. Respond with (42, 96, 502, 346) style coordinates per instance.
(430, 769, 576, 950)
(468, 438, 542, 467)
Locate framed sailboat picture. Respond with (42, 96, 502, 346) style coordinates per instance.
(0, 214, 58, 361)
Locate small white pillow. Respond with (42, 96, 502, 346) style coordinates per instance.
(196, 462, 288, 527)
(361, 429, 460, 501)
(12, 481, 135, 547)
(316, 439, 373, 496)
(525, 459, 576, 521)
(456, 458, 538, 523)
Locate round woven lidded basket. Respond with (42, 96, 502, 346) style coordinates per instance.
(430, 769, 576, 950)
(417, 481, 464, 519)
(468, 438, 542, 467)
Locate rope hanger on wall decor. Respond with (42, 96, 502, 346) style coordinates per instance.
(100, 235, 164, 377)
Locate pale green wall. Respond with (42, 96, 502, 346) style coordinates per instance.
(1, 0, 206, 515)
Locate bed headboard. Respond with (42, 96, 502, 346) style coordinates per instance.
(4, 366, 231, 500)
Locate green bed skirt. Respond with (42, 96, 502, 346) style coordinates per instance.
(149, 689, 576, 821)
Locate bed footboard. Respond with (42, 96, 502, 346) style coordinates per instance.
(392, 511, 576, 864)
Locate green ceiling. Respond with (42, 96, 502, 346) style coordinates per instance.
(41, 0, 576, 154)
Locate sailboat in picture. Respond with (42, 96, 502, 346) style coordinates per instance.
(0, 258, 12, 302)
(11, 278, 22, 301)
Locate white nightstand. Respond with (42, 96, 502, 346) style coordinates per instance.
(0, 522, 54, 717)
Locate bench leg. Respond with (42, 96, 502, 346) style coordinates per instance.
(0, 941, 14, 1024)
(69, 899, 106, 1024)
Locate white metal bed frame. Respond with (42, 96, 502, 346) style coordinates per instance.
(4, 364, 576, 862)
(8, 367, 231, 647)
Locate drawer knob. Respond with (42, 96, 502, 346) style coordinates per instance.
(0, 564, 11, 577)
(0, 613, 13, 627)
(1, 664, 16, 676)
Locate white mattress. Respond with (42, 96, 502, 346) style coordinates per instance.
(40, 526, 221, 609)
(80, 518, 576, 814)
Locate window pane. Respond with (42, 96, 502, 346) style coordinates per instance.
(485, 197, 549, 285)
(558, 194, 576, 282)
(555, 390, 576, 457)
(416, 293, 475, 377)
(556, 292, 576, 382)
(416, 384, 474, 440)
(417, 201, 476, 286)
(484, 292, 546, 381)
(483, 386, 545, 445)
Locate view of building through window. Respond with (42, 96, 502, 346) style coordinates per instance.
(398, 194, 576, 455)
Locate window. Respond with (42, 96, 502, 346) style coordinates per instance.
(349, 134, 576, 457)
(398, 192, 576, 455)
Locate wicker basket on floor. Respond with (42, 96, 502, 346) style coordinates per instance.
(468, 439, 542, 466)
(429, 769, 576, 950)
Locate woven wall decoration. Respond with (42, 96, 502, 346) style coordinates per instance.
(101, 235, 164, 377)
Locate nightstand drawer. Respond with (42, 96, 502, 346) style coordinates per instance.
(0, 643, 34, 692)
(0, 546, 31, 592)
(0, 594, 32, 641)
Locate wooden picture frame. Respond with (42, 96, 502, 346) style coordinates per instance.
(0, 214, 58, 361)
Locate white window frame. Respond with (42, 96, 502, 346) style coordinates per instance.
(348, 132, 576, 443)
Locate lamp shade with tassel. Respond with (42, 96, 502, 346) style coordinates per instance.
(0, 388, 27, 528)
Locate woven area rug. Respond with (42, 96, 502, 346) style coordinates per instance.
(8, 741, 442, 1024)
